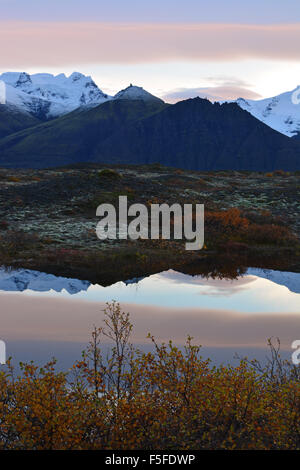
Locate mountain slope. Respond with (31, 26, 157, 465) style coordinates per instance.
(0, 99, 168, 168)
(0, 97, 299, 171)
(236, 87, 300, 137)
(90, 98, 300, 171)
(0, 105, 40, 139)
(0, 72, 111, 119)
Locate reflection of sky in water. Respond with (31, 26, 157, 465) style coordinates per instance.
(20, 270, 300, 314)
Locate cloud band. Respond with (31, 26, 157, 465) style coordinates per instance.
(1, 22, 300, 67)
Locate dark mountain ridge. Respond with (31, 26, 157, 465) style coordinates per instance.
(0, 97, 299, 171)
(91, 98, 300, 171)
(0, 99, 167, 168)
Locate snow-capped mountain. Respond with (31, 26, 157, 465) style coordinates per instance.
(0, 73, 164, 120)
(236, 86, 300, 137)
(113, 84, 164, 103)
(0, 72, 111, 119)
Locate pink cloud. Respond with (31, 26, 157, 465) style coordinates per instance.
(162, 85, 262, 103)
(0, 22, 300, 67)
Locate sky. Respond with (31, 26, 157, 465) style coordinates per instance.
(1, 1, 300, 101)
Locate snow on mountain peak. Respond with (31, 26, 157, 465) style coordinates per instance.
(15, 72, 32, 89)
(0, 71, 166, 121)
(0, 71, 111, 119)
(114, 84, 164, 103)
(69, 71, 86, 82)
(1, 71, 299, 138)
(235, 87, 300, 137)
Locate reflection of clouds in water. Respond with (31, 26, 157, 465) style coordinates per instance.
(145, 269, 257, 297)
(154, 270, 260, 297)
(0, 267, 299, 365)
(0, 294, 298, 350)
(123, 270, 300, 312)
(196, 288, 247, 297)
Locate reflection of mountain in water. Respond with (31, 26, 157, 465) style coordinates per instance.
(126, 269, 300, 295)
(0, 268, 90, 294)
(123, 276, 146, 286)
(247, 268, 300, 294)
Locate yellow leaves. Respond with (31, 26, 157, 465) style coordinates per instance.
(0, 304, 299, 449)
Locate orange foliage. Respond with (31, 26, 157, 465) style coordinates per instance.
(204, 208, 297, 248)
(245, 224, 297, 246)
(206, 208, 249, 231)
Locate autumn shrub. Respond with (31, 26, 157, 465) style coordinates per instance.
(98, 169, 122, 180)
(0, 302, 299, 450)
(206, 208, 249, 232)
(245, 223, 297, 246)
(245, 209, 279, 226)
(205, 208, 249, 246)
(273, 170, 289, 177)
(204, 208, 298, 249)
(0, 230, 40, 257)
(7, 176, 22, 183)
(0, 220, 8, 231)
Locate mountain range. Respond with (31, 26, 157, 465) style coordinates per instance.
(0, 71, 299, 171)
(0, 267, 298, 294)
(235, 86, 300, 138)
(0, 72, 163, 120)
(0, 267, 90, 294)
(0, 71, 110, 119)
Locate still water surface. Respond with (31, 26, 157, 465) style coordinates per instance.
(0, 267, 299, 369)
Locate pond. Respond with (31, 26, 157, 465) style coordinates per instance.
(0, 267, 299, 369)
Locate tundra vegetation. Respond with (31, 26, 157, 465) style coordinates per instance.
(0, 164, 299, 284)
